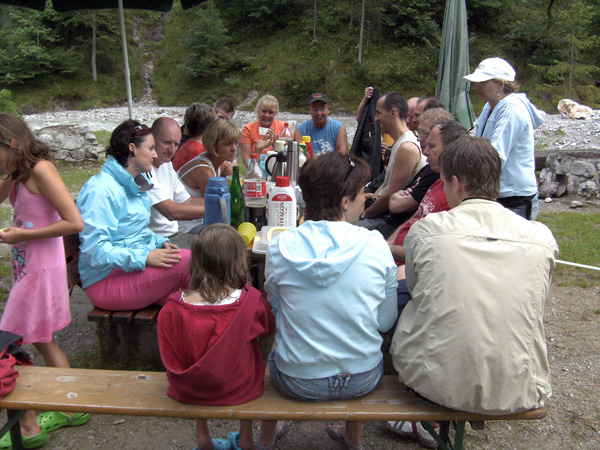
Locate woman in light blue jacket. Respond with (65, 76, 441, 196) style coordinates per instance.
(463, 57, 544, 219)
(77, 120, 190, 310)
(264, 152, 398, 450)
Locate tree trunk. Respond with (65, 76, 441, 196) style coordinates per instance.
(7, 8, 14, 57)
(92, 11, 98, 82)
(358, 0, 365, 64)
(349, 0, 354, 30)
(313, 0, 317, 40)
(546, 0, 555, 27)
(568, 22, 574, 98)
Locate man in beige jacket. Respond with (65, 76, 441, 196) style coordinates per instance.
(388, 136, 558, 446)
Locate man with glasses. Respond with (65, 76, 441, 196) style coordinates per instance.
(294, 92, 348, 156)
(406, 97, 420, 134)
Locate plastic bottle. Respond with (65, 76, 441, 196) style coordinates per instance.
(244, 153, 268, 230)
(301, 135, 314, 158)
(268, 176, 297, 228)
(280, 122, 293, 142)
(204, 177, 230, 226)
(229, 166, 245, 228)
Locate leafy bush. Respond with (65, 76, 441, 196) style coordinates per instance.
(0, 89, 19, 116)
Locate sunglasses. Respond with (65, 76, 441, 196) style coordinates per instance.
(344, 157, 356, 181)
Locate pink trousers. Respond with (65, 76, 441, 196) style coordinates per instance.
(85, 249, 191, 310)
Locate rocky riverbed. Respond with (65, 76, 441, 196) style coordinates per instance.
(22, 105, 600, 152)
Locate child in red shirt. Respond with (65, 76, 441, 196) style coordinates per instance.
(158, 224, 275, 450)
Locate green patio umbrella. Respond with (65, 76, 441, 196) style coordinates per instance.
(435, 0, 474, 129)
(1, 0, 203, 118)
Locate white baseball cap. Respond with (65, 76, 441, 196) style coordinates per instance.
(463, 57, 516, 83)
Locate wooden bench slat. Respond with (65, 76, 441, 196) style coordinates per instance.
(87, 308, 113, 323)
(133, 305, 162, 324)
(111, 311, 137, 324)
(0, 367, 547, 423)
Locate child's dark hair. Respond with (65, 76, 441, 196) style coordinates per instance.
(188, 224, 250, 303)
(107, 119, 152, 168)
(0, 113, 55, 182)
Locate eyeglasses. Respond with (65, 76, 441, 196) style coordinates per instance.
(344, 157, 356, 181)
(417, 129, 430, 138)
(129, 124, 143, 144)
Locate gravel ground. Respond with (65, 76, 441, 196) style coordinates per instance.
(22, 105, 600, 153)
(1, 105, 599, 449)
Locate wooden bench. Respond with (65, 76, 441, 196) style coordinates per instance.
(0, 366, 546, 450)
(64, 233, 167, 368)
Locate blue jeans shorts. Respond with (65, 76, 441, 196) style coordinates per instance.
(268, 350, 384, 402)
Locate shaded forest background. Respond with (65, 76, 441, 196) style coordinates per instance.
(1, 0, 599, 115)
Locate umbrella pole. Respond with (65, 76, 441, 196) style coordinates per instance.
(118, 0, 134, 119)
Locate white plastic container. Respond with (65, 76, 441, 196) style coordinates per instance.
(268, 176, 297, 228)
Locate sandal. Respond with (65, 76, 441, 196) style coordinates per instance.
(36, 412, 91, 432)
(257, 421, 288, 450)
(326, 424, 365, 450)
(0, 427, 48, 450)
(226, 432, 242, 450)
(192, 438, 231, 450)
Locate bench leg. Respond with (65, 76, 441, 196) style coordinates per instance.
(421, 420, 465, 450)
(0, 410, 26, 450)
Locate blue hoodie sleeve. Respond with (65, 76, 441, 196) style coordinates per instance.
(78, 183, 151, 279)
(264, 244, 281, 316)
(377, 243, 399, 333)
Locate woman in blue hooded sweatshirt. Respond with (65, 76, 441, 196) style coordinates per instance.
(77, 120, 191, 310)
(463, 57, 545, 219)
(264, 152, 398, 450)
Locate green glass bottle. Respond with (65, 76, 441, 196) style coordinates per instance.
(229, 166, 245, 228)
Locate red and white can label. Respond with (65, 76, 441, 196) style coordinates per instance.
(244, 180, 266, 198)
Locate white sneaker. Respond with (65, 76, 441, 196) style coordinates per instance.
(382, 421, 439, 449)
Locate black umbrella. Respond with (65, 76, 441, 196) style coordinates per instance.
(1, 0, 203, 118)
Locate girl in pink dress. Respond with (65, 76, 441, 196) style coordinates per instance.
(0, 113, 89, 449)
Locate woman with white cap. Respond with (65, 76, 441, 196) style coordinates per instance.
(463, 57, 544, 219)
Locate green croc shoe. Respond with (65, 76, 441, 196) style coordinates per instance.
(36, 412, 91, 432)
(0, 427, 48, 450)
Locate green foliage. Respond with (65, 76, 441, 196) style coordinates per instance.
(383, 0, 443, 44)
(0, 4, 79, 86)
(219, 0, 308, 34)
(3, 0, 600, 114)
(528, 1, 600, 97)
(0, 89, 19, 116)
(178, 1, 256, 82)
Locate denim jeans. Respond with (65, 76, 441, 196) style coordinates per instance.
(268, 351, 384, 402)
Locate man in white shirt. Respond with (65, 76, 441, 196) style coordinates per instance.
(149, 117, 204, 249)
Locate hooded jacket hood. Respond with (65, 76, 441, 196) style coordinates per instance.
(273, 220, 373, 288)
(511, 93, 545, 129)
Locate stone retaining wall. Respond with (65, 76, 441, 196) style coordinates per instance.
(36, 125, 100, 161)
(539, 151, 600, 199)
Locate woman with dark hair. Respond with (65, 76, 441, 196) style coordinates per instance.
(172, 103, 216, 171)
(263, 152, 398, 450)
(77, 120, 191, 311)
